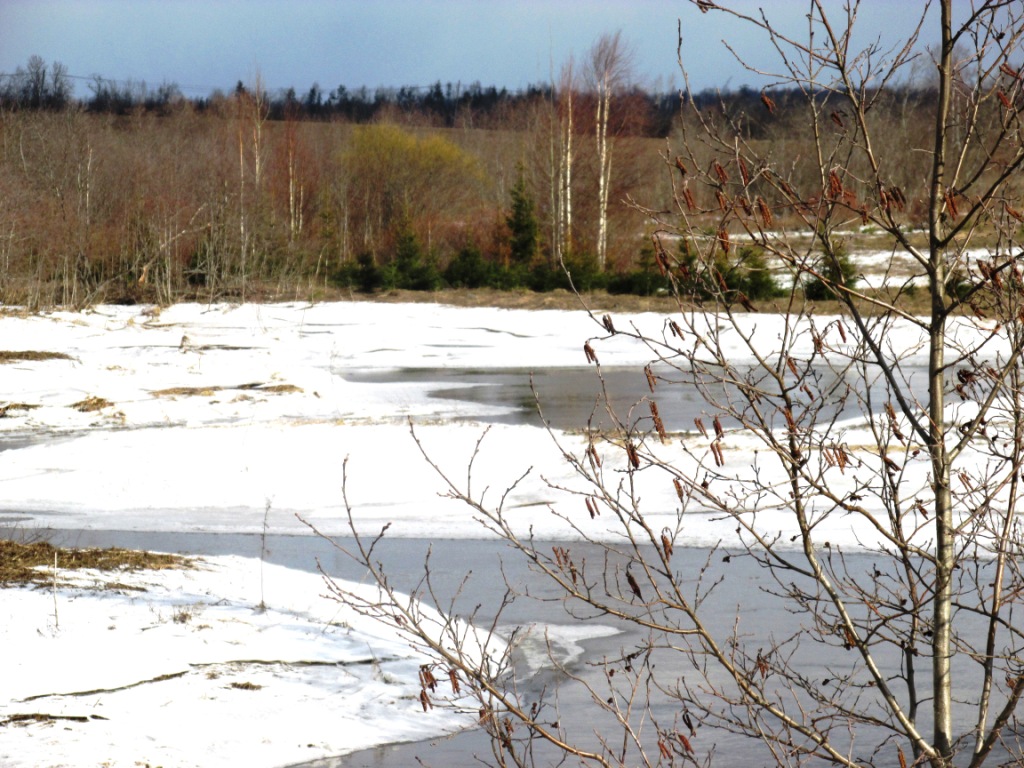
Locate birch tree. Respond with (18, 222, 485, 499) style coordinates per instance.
(587, 31, 634, 271)
(550, 55, 577, 267)
(235, 74, 268, 299)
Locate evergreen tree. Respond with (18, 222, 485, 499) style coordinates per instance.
(805, 239, 857, 300)
(392, 224, 441, 291)
(506, 169, 538, 266)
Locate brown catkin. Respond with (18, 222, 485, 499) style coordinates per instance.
(683, 186, 696, 211)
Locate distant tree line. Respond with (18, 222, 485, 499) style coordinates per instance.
(1, 54, 942, 138)
(0, 57, 678, 136)
(0, 51, 949, 308)
(0, 55, 74, 110)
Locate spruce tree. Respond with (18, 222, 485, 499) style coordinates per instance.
(506, 169, 538, 266)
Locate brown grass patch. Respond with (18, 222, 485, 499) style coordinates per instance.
(152, 386, 221, 397)
(0, 403, 39, 417)
(228, 681, 263, 691)
(71, 395, 113, 412)
(1, 713, 105, 726)
(0, 540, 191, 586)
(0, 350, 72, 363)
(335, 286, 939, 316)
(364, 287, 669, 313)
(152, 382, 302, 397)
(256, 384, 302, 394)
(101, 581, 148, 593)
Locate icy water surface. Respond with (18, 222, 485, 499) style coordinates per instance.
(343, 363, 931, 433)
(27, 530, 787, 763)
(15, 528, 1004, 768)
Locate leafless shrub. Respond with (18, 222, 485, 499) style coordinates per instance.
(325, 2, 1024, 766)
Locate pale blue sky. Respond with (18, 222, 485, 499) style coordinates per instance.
(0, 1, 939, 98)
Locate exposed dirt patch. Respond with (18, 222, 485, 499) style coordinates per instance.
(0, 350, 73, 363)
(0, 540, 191, 586)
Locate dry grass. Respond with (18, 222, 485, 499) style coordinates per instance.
(341, 286, 940, 316)
(358, 287, 686, 313)
(152, 386, 221, 397)
(0, 540, 190, 586)
(71, 396, 113, 412)
(152, 382, 302, 397)
(256, 384, 302, 394)
(0, 403, 39, 417)
(0, 350, 72, 363)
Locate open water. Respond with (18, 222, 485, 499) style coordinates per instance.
(11, 528, 1009, 767)
(1, 361, 996, 767)
(342, 363, 930, 433)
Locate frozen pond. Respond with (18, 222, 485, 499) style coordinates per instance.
(342, 363, 931, 433)
(0, 302, 1007, 767)
(15, 527, 1009, 768)
(17, 529, 828, 765)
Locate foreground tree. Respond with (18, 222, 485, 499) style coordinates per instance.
(327, 2, 1024, 766)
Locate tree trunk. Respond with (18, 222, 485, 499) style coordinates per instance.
(928, 1, 954, 760)
(595, 81, 609, 270)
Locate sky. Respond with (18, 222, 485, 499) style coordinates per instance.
(0, 1, 942, 99)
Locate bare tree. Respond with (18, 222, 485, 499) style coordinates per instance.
(24, 55, 48, 110)
(323, 2, 1024, 767)
(235, 73, 269, 300)
(586, 31, 635, 271)
(551, 55, 577, 267)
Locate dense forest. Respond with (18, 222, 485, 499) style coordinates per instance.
(0, 51, 947, 307)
